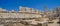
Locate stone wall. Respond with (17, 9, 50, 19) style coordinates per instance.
(0, 13, 42, 18)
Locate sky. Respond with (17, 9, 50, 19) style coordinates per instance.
(0, 0, 60, 12)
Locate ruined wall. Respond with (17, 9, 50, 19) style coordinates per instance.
(0, 12, 42, 18)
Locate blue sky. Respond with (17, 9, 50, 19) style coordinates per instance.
(0, 0, 60, 12)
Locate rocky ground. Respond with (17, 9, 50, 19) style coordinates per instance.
(48, 19, 59, 26)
